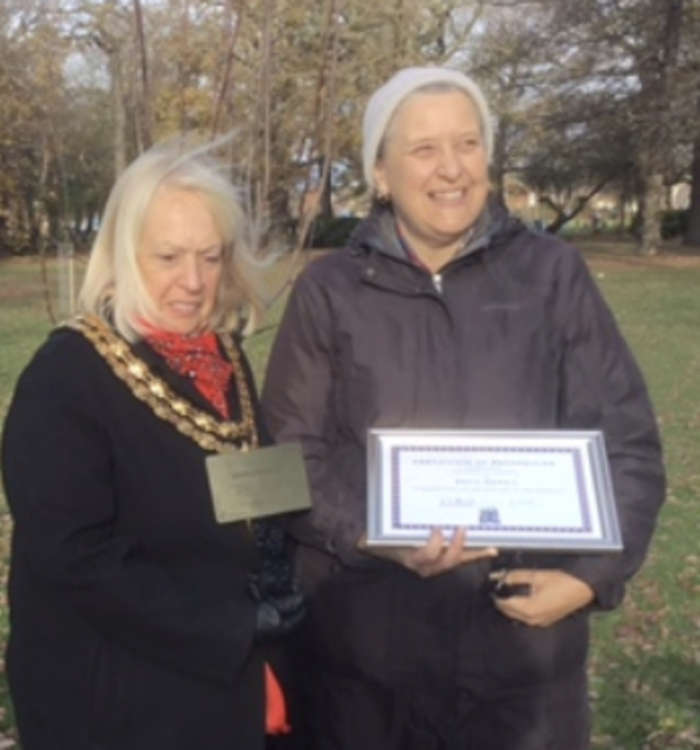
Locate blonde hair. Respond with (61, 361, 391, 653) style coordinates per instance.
(79, 137, 261, 341)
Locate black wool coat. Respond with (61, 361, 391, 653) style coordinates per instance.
(2, 327, 272, 750)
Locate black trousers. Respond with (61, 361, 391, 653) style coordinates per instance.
(301, 665, 590, 750)
(286, 561, 592, 750)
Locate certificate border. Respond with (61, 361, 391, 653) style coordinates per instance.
(367, 429, 622, 552)
(390, 445, 592, 534)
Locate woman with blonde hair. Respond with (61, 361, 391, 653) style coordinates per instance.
(2, 139, 303, 749)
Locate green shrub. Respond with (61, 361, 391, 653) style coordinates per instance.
(660, 209, 689, 239)
(309, 216, 362, 248)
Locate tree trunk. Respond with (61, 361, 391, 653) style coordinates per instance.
(617, 191, 627, 233)
(260, 0, 274, 207)
(684, 130, 700, 246)
(318, 156, 333, 223)
(108, 50, 127, 177)
(211, 0, 244, 137)
(390, 0, 406, 66)
(634, 0, 684, 254)
(640, 171, 663, 255)
(133, 0, 153, 149)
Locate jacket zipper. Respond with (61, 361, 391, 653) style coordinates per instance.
(432, 273, 443, 294)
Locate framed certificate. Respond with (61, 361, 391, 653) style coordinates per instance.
(366, 429, 622, 552)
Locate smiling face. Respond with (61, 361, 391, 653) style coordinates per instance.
(373, 90, 489, 271)
(137, 186, 224, 335)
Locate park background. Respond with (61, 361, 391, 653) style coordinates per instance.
(1, 0, 700, 747)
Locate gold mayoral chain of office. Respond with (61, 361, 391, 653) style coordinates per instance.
(68, 314, 259, 453)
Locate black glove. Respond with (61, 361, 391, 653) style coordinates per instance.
(249, 576, 306, 641)
(249, 520, 305, 640)
(254, 591, 306, 641)
(251, 520, 296, 597)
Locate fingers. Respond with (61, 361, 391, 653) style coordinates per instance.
(490, 569, 594, 627)
(442, 527, 471, 568)
(357, 528, 497, 577)
(412, 529, 461, 577)
(489, 568, 544, 625)
(492, 584, 544, 626)
(460, 547, 499, 564)
(408, 528, 497, 578)
(410, 528, 452, 567)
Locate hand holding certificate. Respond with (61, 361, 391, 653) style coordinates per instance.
(359, 527, 497, 578)
(366, 429, 623, 553)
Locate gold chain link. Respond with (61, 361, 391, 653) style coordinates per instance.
(68, 315, 259, 453)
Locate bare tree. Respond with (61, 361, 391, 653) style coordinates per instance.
(133, 0, 153, 149)
(685, 89, 700, 245)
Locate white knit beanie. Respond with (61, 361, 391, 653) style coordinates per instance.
(362, 66, 493, 191)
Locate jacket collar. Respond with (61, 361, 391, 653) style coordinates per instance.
(348, 193, 518, 268)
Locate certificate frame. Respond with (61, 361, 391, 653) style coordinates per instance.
(366, 429, 622, 552)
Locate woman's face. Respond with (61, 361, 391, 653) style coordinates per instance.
(137, 186, 224, 335)
(373, 90, 489, 262)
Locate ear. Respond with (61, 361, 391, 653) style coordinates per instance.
(373, 162, 389, 200)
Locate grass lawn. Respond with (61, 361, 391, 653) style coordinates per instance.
(0, 247, 699, 748)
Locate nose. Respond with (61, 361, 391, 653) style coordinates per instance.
(181, 254, 204, 291)
(436, 144, 462, 180)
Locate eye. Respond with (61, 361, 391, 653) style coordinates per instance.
(411, 143, 435, 156)
(204, 253, 222, 265)
(457, 136, 480, 151)
(156, 253, 177, 263)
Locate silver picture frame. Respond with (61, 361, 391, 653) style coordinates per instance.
(366, 429, 622, 552)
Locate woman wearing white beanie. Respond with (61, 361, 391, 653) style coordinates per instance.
(263, 67, 664, 749)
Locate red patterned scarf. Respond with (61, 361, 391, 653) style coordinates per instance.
(144, 329, 233, 419)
